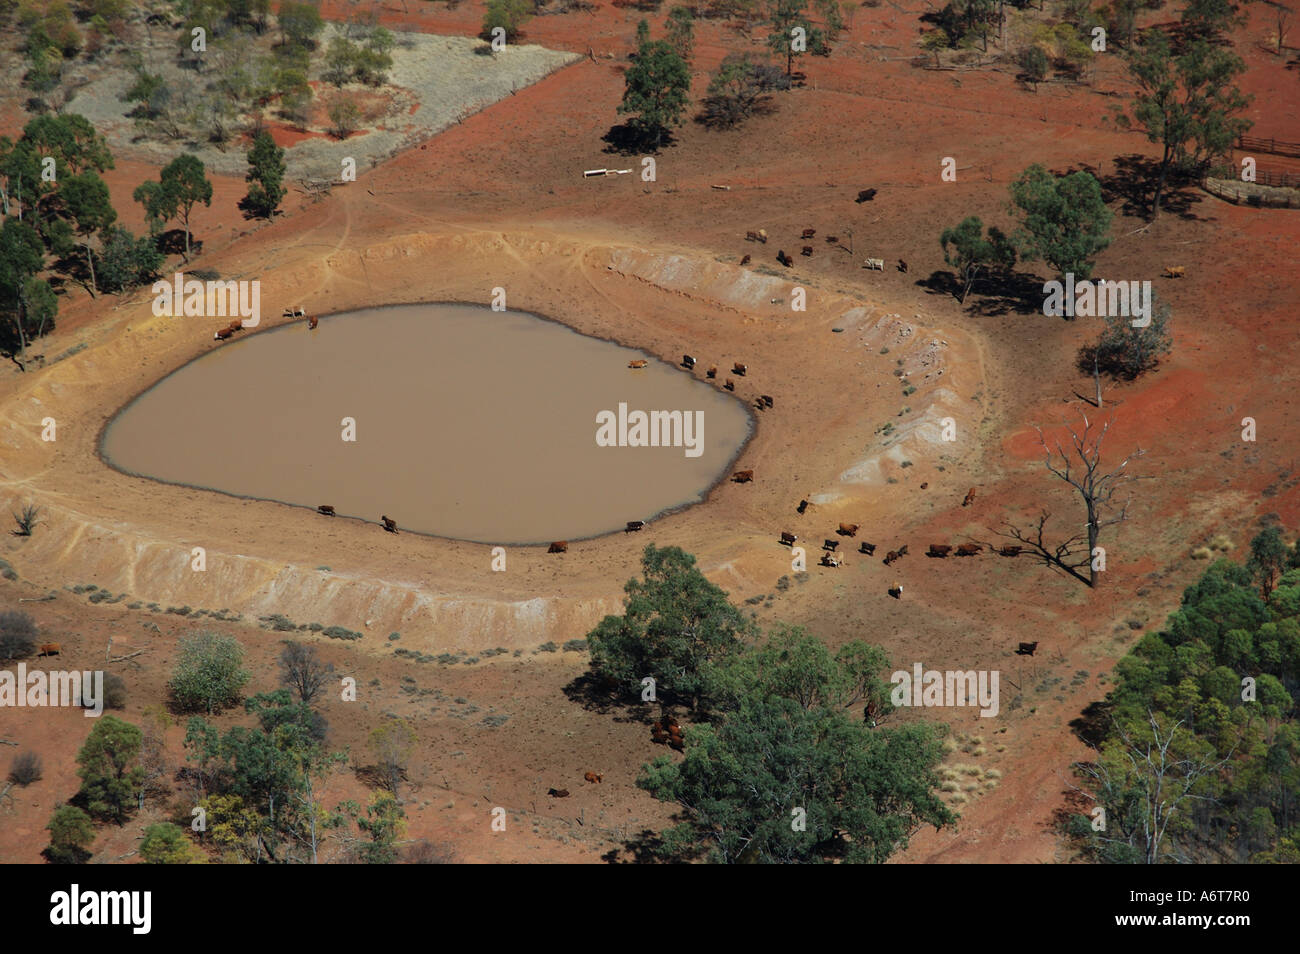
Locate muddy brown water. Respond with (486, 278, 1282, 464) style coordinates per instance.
(101, 303, 752, 544)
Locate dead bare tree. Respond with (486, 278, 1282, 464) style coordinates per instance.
(995, 411, 1147, 587)
(1069, 710, 1233, 864)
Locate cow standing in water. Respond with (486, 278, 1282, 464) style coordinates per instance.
(308, 313, 318, 330)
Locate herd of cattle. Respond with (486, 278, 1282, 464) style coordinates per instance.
(740, 193, 913, 275)
(628, 353, 773, 411)
(213, 306, 315, 341)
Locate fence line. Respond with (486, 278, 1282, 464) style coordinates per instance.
(1237, 135, 1300, 160)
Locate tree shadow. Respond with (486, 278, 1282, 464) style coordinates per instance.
(915, 269, 1045, 316)
(600, 828, 668, 864)
(1069, 699, 1112, 747)
(601, 121, 675, 156)
(1097, 153, 1204, 220)
(561, 671, 659, 723)
(154, 228, 198, 258)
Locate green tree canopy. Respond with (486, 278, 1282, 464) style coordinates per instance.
(46, 804, 96, 864)
(244, 129, 286, 218)
(587, 544, 754, 710)
(638, 695, 955, 862)
(139, 822, 206, 863)
(939, 215, 1016, 303)
(169, 631, 250, 714)
(76, 715, 145, 823)
(133, 154, 212, 259)
(1008, 164, 1112, 280)
(1117, 30, 1251, 218)
(618, 39, 691, 149)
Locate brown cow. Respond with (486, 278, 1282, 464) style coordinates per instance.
(668, 736, 685, 752)
(317, 505, 336, 516)
(732, 362, 747, 376)
(883, 545, 909, 565)
(706, 366, 717, 379)
(746, 229, 768, 244)
(1016, 641, 1039, 656)
(955, 543, 983, 556)
(740, 254, 751, 266)
(856, 188, 877, 203)
(823, 539, 839, 552)
(547, 788, 570, 798)
(732, 469, 754, 483)
(927, 544, 953, 558)
(724, 378, 735, 391)
(584, 771, 603, 784)
(838, 523, 859, 537)
(826, 235, 839, 244)
(801, 246, 813, 257)
(801, 228, 816, 240)
(897, 259, 908, 273)
(859, 541, 876, 555)
(1163, 266, 1185, 279)
(625, 520, 644, 533)
(780, 531, 797, 546)
(224, 320, 243, 334)
(308, 314, 318, 330)
(548, 541, 568, 553)
(381, 515, 398, 533)
(962, 487, 976, 507)
(214, 327, 235, 341)
(999, 545, 1023, 557)
(628, 359, 648, 369)
(37, 643, 61, 657)
(820, 552, 842, 567)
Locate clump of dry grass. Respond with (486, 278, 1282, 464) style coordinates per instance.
(1191, 546, 1212, 560)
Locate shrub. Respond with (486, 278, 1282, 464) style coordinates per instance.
(102, 673, 128, 709)
(45, 804, 95, 864)
(97, 225, 163, 293)
(1018, 45, 1049, 90)
(139, 822, 205, 864)
(260, 614, 298, 632)
(8, 750, 43, 785)
(169, 632, 249, 714)
(12, 502, 40, 536)
(403, 839, 457, 863)
(327, 97, 361, 138)
(322, 625, 362, 640)
(482, 0, 532, 41)
(278, 641, 334, 703)
(0, 610, 38, 660)
(562, 639, 588, 652)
